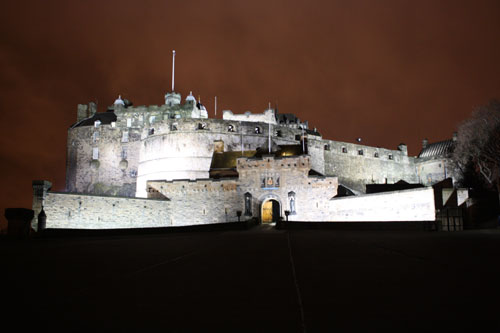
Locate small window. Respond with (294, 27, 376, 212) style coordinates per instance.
(94, 120, 101, 128)
(388, 154, 393, 160)
(276, 130, 282, 137)
(295, 134, 301, 141)
(111, 122, 116, 128)
(254, 126, 262, 134)
(198, 123, 206, 130)
(92, 131, 99, 143)
(244, 192, 252, 216)
(342, 147, 347, 153)
(126, 118, 132, 127)
(149, 116, 155, 124)
(92, 147, 99, 160)
(121, 147, 127, 159)
(121, 131, 129, 143)
(358, 149, 363, 156)
(149, 128, 155, 135)
(324, 144, 330, 151)
(228, 124, 235, 132)
(374, 152, 379, 158)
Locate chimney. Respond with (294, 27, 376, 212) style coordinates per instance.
(422, 138, 428, 149)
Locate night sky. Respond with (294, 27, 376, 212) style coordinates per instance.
(1, 0, 500, 231)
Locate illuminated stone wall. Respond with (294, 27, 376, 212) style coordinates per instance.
(147, 179, 242, 225)
(222, 109, 277, 125)
(415, 158, 455, 186)
(323, 140, 418, 193)
(41, 192, 172, 229)
(328, 187, 436, 221)
(148, 155, 338, 223)
(66, 124, 140, 197)
(67, 100, 440, 202)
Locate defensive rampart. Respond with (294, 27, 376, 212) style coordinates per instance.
(328, 187, 436, 221)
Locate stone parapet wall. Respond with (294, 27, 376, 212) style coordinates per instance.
(43, 192, 172, 229)
(148, 179, 242, 225)
(328, 187, 435, 221)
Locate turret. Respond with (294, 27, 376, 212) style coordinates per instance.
(165, 92, 181, 106)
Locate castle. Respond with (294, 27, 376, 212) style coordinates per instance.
(31, 55, 453, 230)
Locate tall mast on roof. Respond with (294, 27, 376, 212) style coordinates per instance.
(171, 50, 176, 92)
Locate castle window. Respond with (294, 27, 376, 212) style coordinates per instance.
(149, 128, 155, 135)
(127, 118, 132, 127)
(94, 120, 101, 128)
(388, 154, 393, 160)
(374, 152, 379, 158)
(244, 192, 252, 216)
(228, 124, 235, 132)
(295, 134, 301, 141)
(358, 149, 363, 156)
(342, 147, 347, 153)
(324, 144, 330, 151)
(171, 123, 178, 131)
(254, 126, 262, 134)
(92, 147, 99, 160)
(276, 130, 282, 137)
(92, 131, 99, 143)
(121, 131, 129, 143)
(121, 147, 127, 159)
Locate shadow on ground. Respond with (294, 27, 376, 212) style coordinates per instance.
(2, 226, 500, 332)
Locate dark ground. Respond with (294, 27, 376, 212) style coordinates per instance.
(3, 225, 500, 332)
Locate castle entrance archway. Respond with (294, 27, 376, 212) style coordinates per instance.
(261, 199, 280, 223)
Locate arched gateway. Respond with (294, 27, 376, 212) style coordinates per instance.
(261, 197, 281, 223)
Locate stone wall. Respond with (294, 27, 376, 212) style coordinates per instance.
(223, 109, 277, 125)
(42, 192, 172, 229)
(328, 187, 436, 221)
(323, 139, 417, 193)
(68, 102, 434, 200)
(135, 119, 306, 197)
(148, 179, 242, 225)
(415, 158, 455, 186)
(236, 155, 338, 221)
(66, 124, 140, 197)
(148, 155, 338, 223)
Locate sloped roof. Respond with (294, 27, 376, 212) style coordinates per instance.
(418, 139, 454, 158)
(210, 151, 257, 170)
(71, 111, 117, 128)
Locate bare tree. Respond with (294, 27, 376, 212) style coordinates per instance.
(453, 100, 500, 202)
